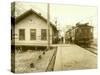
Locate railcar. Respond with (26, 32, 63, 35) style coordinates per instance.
(65, 22, 93, 47)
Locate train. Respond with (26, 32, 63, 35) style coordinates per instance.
(65, 22, 93, 47)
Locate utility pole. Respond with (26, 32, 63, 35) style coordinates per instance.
(55, 17, 57, 27)
(47, 3, 50, 50)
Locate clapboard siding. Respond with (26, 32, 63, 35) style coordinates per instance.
(12, 12, 53, 46)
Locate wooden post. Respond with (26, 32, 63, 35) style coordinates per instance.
(47, 3, 50, 50)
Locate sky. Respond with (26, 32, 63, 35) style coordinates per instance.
(14, 2, 97, 38)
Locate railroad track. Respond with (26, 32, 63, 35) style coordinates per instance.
(78, 44, 97, 55)
(46, 47, 57, 71)
(83, 47, 97, 55)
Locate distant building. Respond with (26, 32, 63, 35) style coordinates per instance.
(11, 9, 58, 50)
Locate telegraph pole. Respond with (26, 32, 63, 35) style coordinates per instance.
(55, 17, 57, 27)
(47, 3, 50, 50)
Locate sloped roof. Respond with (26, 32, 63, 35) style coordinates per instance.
(11, 9, 57, 31)
(76, 22, 93, 28)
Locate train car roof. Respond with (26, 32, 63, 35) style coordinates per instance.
(66, 23, 93, 33)
(76, 22, 93, 28)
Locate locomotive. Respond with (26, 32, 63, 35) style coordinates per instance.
(65, 22, 93, 47)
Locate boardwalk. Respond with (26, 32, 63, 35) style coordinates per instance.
(54, 44, 97, 71)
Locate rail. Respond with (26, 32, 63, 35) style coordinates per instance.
(82, 47, 97, 55)
(46, 47, 57, 71)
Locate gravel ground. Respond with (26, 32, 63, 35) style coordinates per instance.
(13, 48, 55, 73)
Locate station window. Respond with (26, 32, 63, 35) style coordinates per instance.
(19, 29, 25, 40)
(41, 29, 47, 40)
(91, 28, 93, 32)
(30, 29, 36, 40)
